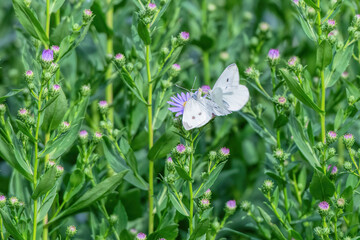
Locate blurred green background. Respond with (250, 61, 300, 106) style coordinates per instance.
(1, 0, 360, 238)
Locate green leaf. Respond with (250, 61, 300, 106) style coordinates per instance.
(137, 20, 151, 45)
(298, 14, 317, 42)
(148, 130, 179, 160)
(0, 89, 23, 102)
(309, 172, 335, 200)
(316, 41, 333, 70)
(175, 166, 192, 181)
(194, 161, 226, 198)
(291, 230, 303, 240)
(148, 224, 179, 240)
(273, 114, 288, 129)
(303, 0, 320, 11)
(289, 117, 320, 169)
(40, 97, 88, 159)
(334, 108, 344, 131)
(258, 206, 287, 240)
(63, 169, 85, 202)
(325, 45, 354, 88)
(169, 193, 189, 216)
(50, 0, 65, 13)
(37, 185, 57, 223)
(281, 69, 323, 114)
(42, 90, 67, 131)
(0, 209, 25, 240)
(189, 219, 209, 240)
(48, 170, 128, 225)
(12, 0, 49, 46)
(32, 166, 57, 199)
(102, 137, 148, 190)
(15, 119, 36, 143)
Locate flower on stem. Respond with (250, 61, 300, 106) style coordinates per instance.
(273, 148, 288, 162)
(209, 151, 217, 162)
(79, 130, 89, 144)
(218, 147, 230, 161)
(259, 22, 270, 33)
(199, 198, 211, 210)
(66, 225, 77, 238)
(83, 9, 93, 23)
(170, 63, 181, 77)
(114, 53, 126, 67)
(25, 70, 34, 83)
(326, 131, 337, 144)
(146, 3, 157, 14)
(336, 197, 346, 209)
(136, 232, 147, 240)
(59, 121, 70, 133)
(261, 179, 274, 194)
(80, 84, 91, 97)
(109, 214, 118, 225)
(240, 200, 251, 212)
(168, 92, 191, 117)
(9, 197, 19, 207)
(204, 189, 212, 199)
(0, 195, 6, 207)
(50, 84, 61, 96)
(343, 133, 355, 148)
(318, 201, 330, 216)
(47, 160, 56, 169)
(98, 100, 109, 115)
(56, 165, 64, 177)
(293, 0, 299, 6)
(344, 161, 352, 171)
(93, 132, 102, 143)
(327, 164, 338, 176)
(166, 157, 175, 171)
(51, 45, 60, 59)
(41, 49, 54, 69)
(225, 200, 237, 214)
(244, 67, 260, 80)
(17, 108, 29, 121)
(173, 31, 190, 46)
(176, 144, 186, 154)
(267, 49, 280, 66)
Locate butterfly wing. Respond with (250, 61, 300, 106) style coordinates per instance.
(182, 97, 213, 130)
(210, 63, 249, 114)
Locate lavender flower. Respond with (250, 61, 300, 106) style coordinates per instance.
(93, 132, 102, 143)
(0, 195, 6, 207)
(42, 49, 54, 62)
(9, 197, 18, 207)
(114, 53, 126, 66)
(318, 201, 330, 211)
(98, 100, 109, 114)
(326, 131, 337, 144)
(18, 108, 28, 120)
(199, 198, 210, 209)
(83, 9, 93, 23)
(170, 63, 181, 77)
(343, 133, 355, 148)
(79, 130, 89, 144)
(25, 70, 34, 82)
(147, 3, 157, 10)
(136, 233, 147, 240)
(176, 144, 186, 154)
(288, 56, 298, 67)
(268, 49, 280, 60)
(328, 19, 336, 26)
(277, 96, 287, 105)
(180, 31, 190, 40)
(226, 200, 237, 214)
(327, 165, 338, 175)
(201, 85, 211, 94)
(168, 92, 191, 117)
(204, 189, 212, 199)
(220, 147, 230, 156)
(56, 165, 64, 177)
(293, 0, 299, 6)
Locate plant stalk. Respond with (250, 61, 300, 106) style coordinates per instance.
(188, 139, 194, 234)
(106, 1, 114, 125)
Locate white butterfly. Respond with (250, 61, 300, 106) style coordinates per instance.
(182, 63, 249, 130)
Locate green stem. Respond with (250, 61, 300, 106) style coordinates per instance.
(334, 214, 338, 240)
(45, 0, 50, 48)
(271, 68, 280, 148)
(106, 0, 114, 125)
(203, 51, 210, 86)
(0, 217, 3, 240)
(267, 192, 290, 231)
(33, 86, 44, 240)
(210, 214, 229, 240)
(146, 41, 155, 233)
(188, 139, 194, 235)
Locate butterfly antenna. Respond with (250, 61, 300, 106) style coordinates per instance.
(191, 76, 197, 91)
(175, 84, 190, 92)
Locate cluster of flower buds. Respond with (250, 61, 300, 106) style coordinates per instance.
(59, 121, 70, 133)
(17, 108, 35, 127)
(322, 19, 336, 33)
(138, 2, 157, 24)
(349, 15, 360, 40)
(261, 179, 274, 194)
(171, 31, 190, 48)
(225, 200, 237, 215)
(287, 56, 303, 74)
(267, 49, 280, 67)
(50, 84, 61, 97)
(82, 9, 93, 24)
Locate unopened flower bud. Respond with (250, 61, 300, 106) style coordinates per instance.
(9, 197, 19, 207)
(72, 23, 80, 32)
(47, 160, 56, 169)
(98, 100, 108, 115)
(51, 84, 61, 96)
(344, 161, 352, 171)
(126, 63, 134, 72)
(336, 197, 346, 209)
(56, 165, 64, 177)
(267, 49, 280, 66)
(0, 195, 6, 208)
(218, 147, 230, 160)
(261, 179, 274, 194)
(328, 147, 336, 158)
(199, 198, 210, 210)
(79, 130, 89, 144)
(343, 133, 355, 148)
(259, 22, 270, 33)
(244, 67, 260, 80)
(204, 189, 212, 199)
(80, 85, 91, 96)
(93, 132, 102, 143)
(18, 108, 29, 121)
(219, 51, 229, 61)
(240, 200, 251, 212)
(83, 9, 93, 23)
(66, 225, 77, 237)
(49, 62, 59, 74)
(209, 151, 217, 161)
(160, 47, 169, 58)
(136, 233, 147, 240)
(170, 63, 181, 77)
(225, 200, 237, 214)
(110, 214, 118, 225)
(51, 45, 60, 59)
(175, 31, 190, 46)
(59, 121, 70, 133)
(166, 157, 174, 171)
(146, 3, 157, 14)
(326, 131, 337, 144)
(25, 70, 34, 83)
(114, 53, 126, 67)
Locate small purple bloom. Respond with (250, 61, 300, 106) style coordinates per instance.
(172, 63, 181, 71)
(341, 72, 349, 79)
(328, 19, 336, 26)
(52, 84, 61, 92)
(201, 85, 211, 94)
(136, 233, 147, 240)
(220, 147, 230, 156)
(98, 100, 108, 108)
(26, 70, 33, 76)
(201, 198, 210, 206)
(95, 132, 102, 138)
(288, 56, 297, 66)
(328, 131, 337, 138)
(293, 0, 299, 5)
(42, 49, 54, 62)
(18, 108, 28, 115)
(166, 157, 173, 164)
(268, 49, 280, 60)
(147, 3, 156, 9)
(278, 96, 286, 104)
(0, 196, 5, 202)
(176, 144, 186, 154)
(356, 14, 360, 19)
(168, 92, 191, 117)
(205, 189, 211, 194)
(115, 53, 124, 60)
(327, 165, 338, 175)
(84, 9, 92, 16)
(180, 31, 190, 40)
(226, 200, 237, 210)
(79, 130, 88, 138)
(51, 45, 60, 53)
(344, 133, 353, 140)
(318, 201, 330, 211)
(48, 161, 56, 167)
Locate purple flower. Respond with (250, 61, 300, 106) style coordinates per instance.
(344, 133, 353, 140)
(318, 201, 330, 211)
(51, 45, 60, 53)
(328, 131, 337, 138)
(48, 161, 56, 167)
(136, 233, 147, 240)
(147, 3, 156, 9)
(172, 63, 181, 71)
(268, 49, 280, 60)
(293, 0, 299, 5)
(166, 157, 173, 164)
(98, 100, 108, 108)
(226, 200, 237, 210)
(180, 31, 190, 40)
(201, 85, 211, 94)
(42, 49, 54, 62)
(84, 9, 92, 16)
(288, 56, 297, 66)
(356, 14, 360, 19)
(115, 53, 124, 60)
(200, 198, 210, 208)
(26, 70, 33, 77)
(326, 131, 337, 144)
(95, 132, 102, 138)
(176, 144, 186, 154)
(18, 108, 28, 116)
(0, 195, 5, 202)
(52, 84, 61, 92)
(168, 92, 191, 117)
(327, 165, 338, 175)
(220, 147, 230, 156)
(9, 197, 18, 206)
(328, 19, 336, 26)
